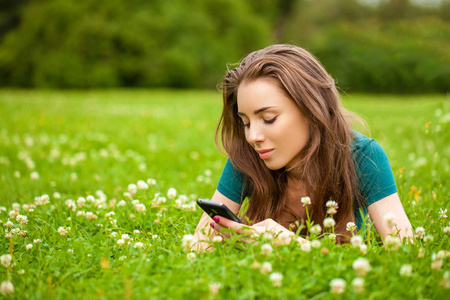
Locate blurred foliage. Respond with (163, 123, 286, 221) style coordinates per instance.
(0, 0, 448, 92)
(0, 0, 271, 88)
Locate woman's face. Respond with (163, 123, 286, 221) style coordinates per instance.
(237, 78, 310, 170)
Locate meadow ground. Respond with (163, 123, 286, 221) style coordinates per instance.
(0, 89, 449, 299)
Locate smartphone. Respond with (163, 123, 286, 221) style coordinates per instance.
(196, 199, 243, 224)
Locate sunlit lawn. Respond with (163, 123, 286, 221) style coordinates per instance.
(0, 90, 448, 299)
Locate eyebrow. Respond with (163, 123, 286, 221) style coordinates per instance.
(237, 106, 277, 116)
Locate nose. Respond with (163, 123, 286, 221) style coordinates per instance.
(246, 124, 265, 146)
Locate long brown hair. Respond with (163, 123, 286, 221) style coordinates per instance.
(217, 44, 362, 239)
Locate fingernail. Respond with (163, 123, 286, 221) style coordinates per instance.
(213, 217, 220, 222)
(210, 222, 215, 228)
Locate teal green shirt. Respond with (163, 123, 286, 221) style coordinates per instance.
(217, 131, 397, 229)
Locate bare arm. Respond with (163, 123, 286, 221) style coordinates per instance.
(192, 189, 241, 252)
(368, 192, 413, 242)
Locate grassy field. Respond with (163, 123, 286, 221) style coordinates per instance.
(0, 89, 449, 299)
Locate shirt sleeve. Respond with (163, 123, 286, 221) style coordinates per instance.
(216, 158, 245, 204)
(354, 139, 397, 206)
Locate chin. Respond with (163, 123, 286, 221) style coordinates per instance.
(264, 161, 285, 171)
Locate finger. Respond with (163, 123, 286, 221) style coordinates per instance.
(214, 217, 254, 234)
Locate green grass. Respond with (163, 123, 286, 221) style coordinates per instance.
(0, 90, 449, 299)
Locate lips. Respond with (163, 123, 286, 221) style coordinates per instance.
(256, 149, 274, 160)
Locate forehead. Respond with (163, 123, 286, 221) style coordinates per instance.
(237, 78, 295, 114)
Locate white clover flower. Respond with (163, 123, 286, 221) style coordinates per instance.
(152, 235, 158, 239)
(360, 244, 368, 255)
(269, 272, 283, 287)
(423, 234, 434, 243)
(57, 227, 68, 236)
(30, 171, 39, 180)
(385, 235, 402, 251)
(12, 203, 20, 211)
(346, 222, 356, 232)
(128, 184, 137, 194)
(352, 277, 364, 294)
(67, 249, 74, 254)
(323, 217, 336, 228)
(1, 280, 14, 295)
(135, 203, 146, 213)
(121, 234, 130, 241)
(399, 264, 413, 277)
(133, 230, 140, 234)
(86, 195, 95, 203)
(260, 262, 272, 275)
(33, 239, 41, 244)
(301, 242, 311, 252)
(444, 226, 450, 233)
(209, 282, 221, 294)
(262, 232, 274, 241)
(117, 200, 126, 207)
(439, 208, 448, 218)
(384, 213, 396, 228)
(274, 231, 291, 246)
(436, 250, 446, 260)
(352, 257, 371, 277)
(178, 195, 189, 204)
(1, 254, 12, 268)
(182, 234, 195, 251)
(351, 235, 363, 247)
(15, 215, 28, 225)
(329, 234, 336, 241)
(330, 278, 346, 294)
(123, 192, 132, 199)
(174, 199, 182, 209)
(105, 211, 116, 218)
(167, 188, 177, 199)
(134, 242, 144, 249)
(261, 243, 273, 256)
(326, 200, 338, 215)
(147, 178, 157, 186)
(157, 197, 167, 204)
(4, 221, 13, 228)
(110, 232, 118, 238)
(53, 192, 61, 199)
(441, 271, 450, 289)
(301, 196, 311, 206)
(9, 210, 18, 218)
(431, 258, 443, 270)
(213, 235, 223, 243)
(137, 180, 149, 190)
(187, 252, 196, 261)
(117, 239, 125, 246)
(85, 212, 98, 220)
(415, 227, 425, 239)
(310, 224, 322, 235)
(26, 244, 33, 250)
(311, 240, 321, 248)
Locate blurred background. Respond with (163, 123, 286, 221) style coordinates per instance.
(0, 0, 448, 93)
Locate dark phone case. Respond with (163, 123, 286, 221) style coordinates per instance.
(197, 199, 243, 224)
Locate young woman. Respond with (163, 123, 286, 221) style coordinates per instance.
(193, 44, 412, 250)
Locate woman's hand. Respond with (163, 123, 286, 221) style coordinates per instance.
(212, 217, 308, 246)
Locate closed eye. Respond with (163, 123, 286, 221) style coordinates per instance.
(264, 116, 277, 124)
